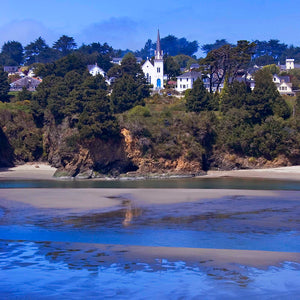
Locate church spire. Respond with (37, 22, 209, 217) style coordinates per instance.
(155, 29, 163, 59)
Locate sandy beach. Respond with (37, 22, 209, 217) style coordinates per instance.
(1, 163, 300, 180)
(206, 166, 300, 181)
(0, 163, 57, 180)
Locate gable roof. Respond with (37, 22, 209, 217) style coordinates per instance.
(10, 76, 41, 90)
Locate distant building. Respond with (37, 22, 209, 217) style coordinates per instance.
(142, 30, 164, 90)
(189, 63, 200, 71)
(10, 76, 41, 91)
(87, 63, 105, 77)
(111, 57, 122, 65)
(4, 66, 19, 74)
(176, 71, 202, 92)
(279, 58, 300, 71)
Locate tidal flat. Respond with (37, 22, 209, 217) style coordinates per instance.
(0, 188, 300, 298)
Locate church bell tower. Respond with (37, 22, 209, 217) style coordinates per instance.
(153, 30, 164, 89)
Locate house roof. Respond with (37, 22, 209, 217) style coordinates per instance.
(279, 75, 291, 83)
(177, 71, 202, 79)
(190, 63, 200, 69)
(10, 76, 41, 88)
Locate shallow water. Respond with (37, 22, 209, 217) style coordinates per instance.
(0, 241, 300, 299)
(1, 176, 300, 190)
(0, 181, 300, 298)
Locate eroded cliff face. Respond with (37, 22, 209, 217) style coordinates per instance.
(121, 128, 204, 175)
(43, 115, 136, 177)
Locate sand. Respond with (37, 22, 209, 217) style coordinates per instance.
(37, 241, 300, 269)
(0, 163, 57, 180)
(0, 188, 278, 212)
(1, 163, 300, 181)
(206, 166, 300, 180)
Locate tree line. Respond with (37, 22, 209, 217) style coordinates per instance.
(2, 34, 300, 68)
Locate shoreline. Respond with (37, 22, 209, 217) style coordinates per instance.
(1, 163, 300, 181)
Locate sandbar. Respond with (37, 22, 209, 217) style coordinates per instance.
(36, 241, 300, 269)
(0, 188, 279, 212)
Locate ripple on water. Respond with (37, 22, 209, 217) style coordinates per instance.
(0, 241, 300, 299)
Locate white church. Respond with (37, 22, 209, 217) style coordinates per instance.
(142, 30, 164, 90)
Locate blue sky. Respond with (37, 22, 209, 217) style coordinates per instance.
(1, 0, 300, 57)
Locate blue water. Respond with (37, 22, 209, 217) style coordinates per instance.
(0, 225, 299, 253)
(0, 241, 300, 299)
(1, 178, 300, 298)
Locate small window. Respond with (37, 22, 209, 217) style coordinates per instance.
(183, 85, 186, 88)
(157, 67, 160, 73)
(180, 78, 182, 82)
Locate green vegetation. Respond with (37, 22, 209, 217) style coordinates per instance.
(1, 34, 300, 173)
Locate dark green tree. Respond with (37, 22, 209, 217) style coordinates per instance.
(110, 74, 148, 113)
(246, 69, 290, 123)
(24, 37, 58, 64)
(0, 41, 24, 65)
(201, 39, 231, 55)
(53, 35, 77, 57)
(78, 89, 119, 140)
(17, 86, 32, 101)
(164, 56, 180, 79)
(220, 81, 252, 113)
(186, 78, 211, 112)
(157, 35, 198, 56)
(0, 67, 10, 102)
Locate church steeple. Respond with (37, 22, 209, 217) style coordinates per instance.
(155, 29, 163, 60)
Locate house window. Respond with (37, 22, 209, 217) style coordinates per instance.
(157, 67, 160, 73)
(183, 85, 186, 88)
(180, 84, 182, 88)
(180, 78, 182, 82)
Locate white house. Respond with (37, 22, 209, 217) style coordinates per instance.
(273, 74, 294, 95)
(176, 71, 202, 92)
(142, 30, 164, 90)
(87, 63, 105, 77)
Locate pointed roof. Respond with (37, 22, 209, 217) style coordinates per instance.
(156, 29, 161, 55)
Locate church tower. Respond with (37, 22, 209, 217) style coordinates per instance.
(142, 30, 164, 90)
(153, 30, 164, 89)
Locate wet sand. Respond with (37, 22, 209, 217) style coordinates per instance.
(0, 188, 278, 212)
(35, 241, 300, 269)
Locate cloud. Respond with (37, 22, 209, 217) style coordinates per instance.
(0, 19, 58, 48)
(80, 17, 144, 50)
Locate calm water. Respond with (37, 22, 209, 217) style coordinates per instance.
(1, 176, 300, 190)
(1, 178, 300, 298)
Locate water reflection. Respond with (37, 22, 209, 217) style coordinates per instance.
(0, 241, 299, 299)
